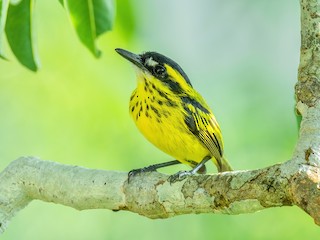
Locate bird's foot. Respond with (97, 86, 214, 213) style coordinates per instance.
(168, 170, 194, 183)
(128, 165, 157, 182)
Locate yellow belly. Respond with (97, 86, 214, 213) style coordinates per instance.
(131, 103, 211, 167)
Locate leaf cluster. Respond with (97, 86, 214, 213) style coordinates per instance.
(0, 0, 114, 71)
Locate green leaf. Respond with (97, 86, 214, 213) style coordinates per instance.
(5, 0, 38, 71)
(0, 0, 9, 59)
(64, 0, 114, 57)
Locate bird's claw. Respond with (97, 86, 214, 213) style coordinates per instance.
(168, 170, 193, 183)
(128, 166, 157, 182)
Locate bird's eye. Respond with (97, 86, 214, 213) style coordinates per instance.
(153, 65, 167, 78)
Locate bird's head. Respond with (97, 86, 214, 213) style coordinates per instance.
(116, 48, 193, 94)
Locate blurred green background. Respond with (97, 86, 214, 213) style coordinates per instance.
(1, 0, 319, 239)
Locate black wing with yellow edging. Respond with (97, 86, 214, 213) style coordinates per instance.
(182, 96, 223, 162)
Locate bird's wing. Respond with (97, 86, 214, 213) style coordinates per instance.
(182, 96, 223, 163)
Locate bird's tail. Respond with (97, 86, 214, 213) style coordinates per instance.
(218, 156, 233, 172)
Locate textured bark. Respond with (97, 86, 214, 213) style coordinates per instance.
(1, 0, 320, 234)
(0, 156, 302, 233)
(296, 0, 320, 107)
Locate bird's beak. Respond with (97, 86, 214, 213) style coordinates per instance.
(115, 48, 145, 70)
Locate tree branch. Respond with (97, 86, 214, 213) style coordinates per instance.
(296, 0, 320, 107)
(0, 157, 293, 233)
(1, 0, 320, 234)
(291, 0, 320, 223)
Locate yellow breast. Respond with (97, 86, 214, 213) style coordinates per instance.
(129, 83, 210, 167)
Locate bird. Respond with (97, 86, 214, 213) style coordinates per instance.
(115, 48, 232, 182)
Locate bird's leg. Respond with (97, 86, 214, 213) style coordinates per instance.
(128, 160, 181, 181)
(168, 156, 211, 183)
